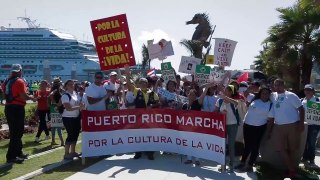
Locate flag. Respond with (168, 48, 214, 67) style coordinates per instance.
(147, 68, 156, 78)
(237, 72, 249, 83)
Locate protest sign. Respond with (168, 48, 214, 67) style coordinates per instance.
(213, 38, 237, 67)
(195, 65, 211, 86)
(50, 105, 63, 127)
(306, 101, 320, 125)
(161, 62, 176, 84)
(90, 14, 136, 71)
(210, 68, 229, 83)
(158, 88, 176, 100)
(148, 39, 174, 60)
(178, 56, 201, 74)
(82, 108, 226, 164)
(206, 55, 214, 64)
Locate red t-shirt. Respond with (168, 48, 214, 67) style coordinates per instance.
(4, 78, 27, 106)
(34, 90, 50, 110)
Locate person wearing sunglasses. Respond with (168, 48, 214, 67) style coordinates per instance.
(85, 72, 108, 111)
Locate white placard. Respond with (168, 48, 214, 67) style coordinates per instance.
(214, 38, 237, 67)
(148, 40, 174, 60)
(178, 56, 201, 74)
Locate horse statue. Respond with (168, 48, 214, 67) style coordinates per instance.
(186, 13, 213, 60)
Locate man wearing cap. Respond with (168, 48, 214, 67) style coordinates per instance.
(104, 71, 120, 93)
(301, 84, 320, 168)
(268, 79, 305, 178)
(3, 64, 36, 163)
(124, 65, 160, 160)
(85, 72, 108, 111)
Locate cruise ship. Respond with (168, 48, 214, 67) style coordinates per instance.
(0, 17, 101, 83)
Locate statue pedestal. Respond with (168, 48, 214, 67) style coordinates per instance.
(259, 124, 308, 169)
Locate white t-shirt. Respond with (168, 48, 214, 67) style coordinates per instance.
(269, 91, 302, 125)
(301, 96, 319, 125)
(61, 91, 80, 117)
(78, 93, 88, 110)
(244, 99, 272, 126)
(85, 83, 107, 111)
(215, 100, 238, 125)
(202, 95, 218, 112)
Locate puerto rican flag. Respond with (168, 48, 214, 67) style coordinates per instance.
(147, 68, 156, 78)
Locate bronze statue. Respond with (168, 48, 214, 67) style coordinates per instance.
(186, 13, 213, 59)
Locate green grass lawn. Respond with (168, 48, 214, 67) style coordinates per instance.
(0, 131, 83, 180)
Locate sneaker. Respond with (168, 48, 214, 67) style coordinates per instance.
(133, 154, 141, 159)
(71, 152, 82, 157)
(184, 160, 193, 164)
(18, 153, 29, 159)
(235, 163, 245, 170)
(308, 162, 319, 169)
(45, 135, 50, 140)
(7, 157, 24, 164)
(63, 154, 73, 160)
(35, 137, 40, 143)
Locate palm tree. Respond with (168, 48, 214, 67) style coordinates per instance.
(263, 2, 320, 88)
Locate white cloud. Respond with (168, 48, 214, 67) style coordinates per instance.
(137, 29, 175, 44)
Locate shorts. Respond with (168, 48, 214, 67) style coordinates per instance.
(273, 122, 300, 152)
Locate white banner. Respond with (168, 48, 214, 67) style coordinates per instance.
(82, 129, 225, 164)
(213, 38, 237, 67)
(178, 56, 201, 74)
(210, 68, 229, 83)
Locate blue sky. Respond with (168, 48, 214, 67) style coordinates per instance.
(1, 0, 295, 71)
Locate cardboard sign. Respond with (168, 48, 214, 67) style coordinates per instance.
(90, 14, 136, 71)
(178, 56, 201, 74)
(148, 39, 174, 60)
(195, 65, 211, 86)
(82, 109, 226, 165)
(210, 68, 229, 83)
(306, 101, 320, 125)
(161, 62, 176, 84)
(206, 55, 214, 64)
(213, 38, 237, 67)
(50, 105, 64, 128)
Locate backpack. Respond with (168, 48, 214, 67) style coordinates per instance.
(300, 97, 320, 102)
(217, 98, 240, 125)
(4, 77, 23, 103)
(58, 93, 71, 114)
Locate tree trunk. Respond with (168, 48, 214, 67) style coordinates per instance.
(300, 51, 312, 87)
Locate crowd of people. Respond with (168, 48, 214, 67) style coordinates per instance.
(3, 63, 319, 178)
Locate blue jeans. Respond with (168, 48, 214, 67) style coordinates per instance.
(303, 125, 320, 162)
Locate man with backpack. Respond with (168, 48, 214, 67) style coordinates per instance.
(3, 64, 36, 163)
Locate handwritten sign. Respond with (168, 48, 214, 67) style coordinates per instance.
(161, 62, 176, 84)
(213, 38, 237, 67)
(91, 14, 136, 71)
(50, 105, 64, 127)
(195, 65, 211, 86)
(178, 56, 201, 74)
(148, 39, 174, 60)
(306, 101, 320, 125)
(210, 68, 229, 83)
